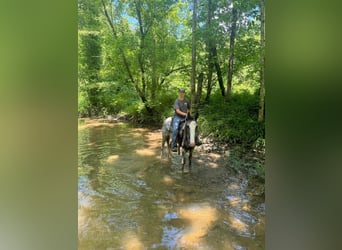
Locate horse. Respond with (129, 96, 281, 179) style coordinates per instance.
(161, 113, 199, 172)
(160, 117, 173, 159)
(177, 114, 198, 172)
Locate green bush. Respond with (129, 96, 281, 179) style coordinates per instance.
(78, 91, 91, 117)
(198, 89, 264, 145)
(123, 90, 176, 125)
(78, 81, 139, 117)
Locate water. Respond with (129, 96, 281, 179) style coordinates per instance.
(78, 119, 265, 249)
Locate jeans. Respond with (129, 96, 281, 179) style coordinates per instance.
(170, 116, 183, 148)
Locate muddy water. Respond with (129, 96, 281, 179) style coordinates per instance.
(78, 119, 265, 249)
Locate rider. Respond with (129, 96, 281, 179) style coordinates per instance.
(170, 88, 201, 152)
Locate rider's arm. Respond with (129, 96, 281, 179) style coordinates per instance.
(175, 109, 187, 117)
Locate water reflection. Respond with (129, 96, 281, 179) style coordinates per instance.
(78, 120, 264, 249)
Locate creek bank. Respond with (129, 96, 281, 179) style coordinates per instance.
(195, 136, 265, 197)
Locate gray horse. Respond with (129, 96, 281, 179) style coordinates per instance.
(161, 117, 173, 159)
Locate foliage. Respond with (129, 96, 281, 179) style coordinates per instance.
(198, 87, 264, 145)
(78, 90, 91, 117)
(124, 87, 177, 125)
(77, 0, 265, 144)
(227, 146, 265, 182)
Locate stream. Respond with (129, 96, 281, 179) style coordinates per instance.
(78, 119, 265, 249)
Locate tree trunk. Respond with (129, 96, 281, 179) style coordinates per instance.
(206, 0, 214, 102)
(258, 0, 265, 122)
(135, 0, 147, 96)
(226, 6, 238, 102)
(191, 0, 198, 114)
(196, 72, 204, 105)
(205, 0, 225, 101)
(151, 37, 157, 99)
(212, 46, 225, 96)
(206, 62, 213, 102)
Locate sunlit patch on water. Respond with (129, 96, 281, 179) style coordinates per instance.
(122, 231, 144, 250)
(78, 118, 125, 130)
(196, 159, 204, 164)
(226, 195, 247, 207)
(226, 215, 247, 233)
(209, 162, 219, 168)
(131, 127, 149, 133)
(228, 182, 240, 190)
(135, 148, 156, 156)
(177, 203, 217, 248)
(78, 204, 91, 234)
(161, 175, 174, 185)
(128, 132, 145, 138)
(106, 155, 119, 163)
(242, 203, 251, 212)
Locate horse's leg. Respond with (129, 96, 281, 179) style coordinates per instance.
(166, 135, 171, 159)
(189, 148, 193, 172)
(161, 135, 165, 158)
(182, 149, 185, 172)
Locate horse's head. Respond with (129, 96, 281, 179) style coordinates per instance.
(185, 111, 199, 122)
(186, 120, 197, 148)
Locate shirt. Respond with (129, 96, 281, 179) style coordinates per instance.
(173, 98, 191, 118)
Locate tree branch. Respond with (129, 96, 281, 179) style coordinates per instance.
(160, 65, 191, 86)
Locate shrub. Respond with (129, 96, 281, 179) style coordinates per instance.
(78, 91, 91, 117)
(198, 89, 264, 145)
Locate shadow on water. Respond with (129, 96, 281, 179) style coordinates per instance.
(78, 119, 265, 249)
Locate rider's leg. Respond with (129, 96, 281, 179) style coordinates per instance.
(170, 116, 181, 150)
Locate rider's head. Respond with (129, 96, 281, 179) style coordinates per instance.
(178, 88, 185, 99)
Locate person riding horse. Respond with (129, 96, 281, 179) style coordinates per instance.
(170, 88, 201, 152)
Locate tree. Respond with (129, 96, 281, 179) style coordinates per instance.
(100, 0, 187, 116)
(205, 0, 214, 102)
(77, 0, 265, 137)
(78, 0, 103, 116)
(190, 0, 198, 115)
(226, 3, 238, 102)
(101, 0, 148, 108)
(258, 0, 265, 122)
(205, 0, 225, 102)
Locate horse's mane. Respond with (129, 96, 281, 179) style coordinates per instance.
(183, 112, 198, 122)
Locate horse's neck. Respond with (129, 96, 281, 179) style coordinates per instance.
(180, 121, 187, 133)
